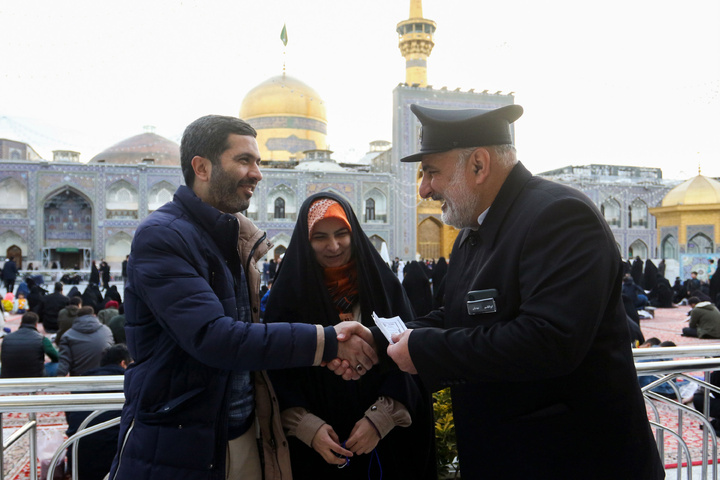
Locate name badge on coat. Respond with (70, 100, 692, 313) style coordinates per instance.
(465, 289, 498, 315)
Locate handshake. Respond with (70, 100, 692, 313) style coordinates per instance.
(327, 321, 416, 380)
(327, 322, 378, 381)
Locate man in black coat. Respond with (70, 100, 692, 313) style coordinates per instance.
(0, 312, 59, 377)
(385, 104, 664, 478)
(1, 257, 18, 294)
(36, 281, 70, 333)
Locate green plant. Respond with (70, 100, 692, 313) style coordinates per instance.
(433, 388, 458, 477)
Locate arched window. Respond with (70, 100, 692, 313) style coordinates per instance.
(365, 198, 376, 222)
(148, 181, 176, 211)
(274, 197, 286, 219)
(630, 199, 648, 228)
(106, 180, 139, 219)
(628, 239, 648, 259)
(0, 177, 28, 212)
(267, 185, 296, 221)
(688, 233, 713, 254)
(662, 235, 677, 260)
(601, 198, 621, 227)
(363, 188, 387, 223)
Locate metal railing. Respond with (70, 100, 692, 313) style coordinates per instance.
(0, 376, 123, 480)
(635, 345, 720, 480)
(0, 348, 719, 479)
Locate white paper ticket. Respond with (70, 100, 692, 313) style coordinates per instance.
(372, 312, 407, 344)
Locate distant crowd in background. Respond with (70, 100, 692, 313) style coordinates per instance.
(0, 257, 130, 479)
(620, 255, 720, 346)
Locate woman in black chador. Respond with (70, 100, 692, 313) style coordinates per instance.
(431, 256, 448, 309)
(265, 192, 436, 480)
(402, 261, 433, 317)
(89, 260, 100, 285)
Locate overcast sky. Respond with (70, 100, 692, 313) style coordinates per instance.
(1, 0, 718, 180)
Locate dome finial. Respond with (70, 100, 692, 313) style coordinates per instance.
(280, 24, 288, 78)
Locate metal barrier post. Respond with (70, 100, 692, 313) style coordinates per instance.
(29, 412, 37, 480)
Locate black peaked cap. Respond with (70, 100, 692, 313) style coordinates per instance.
(401, 104, 523, 162)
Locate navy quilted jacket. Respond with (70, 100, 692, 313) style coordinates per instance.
(109, 186, 332, 480)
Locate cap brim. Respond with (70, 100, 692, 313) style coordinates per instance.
(400, 148, 446, 163)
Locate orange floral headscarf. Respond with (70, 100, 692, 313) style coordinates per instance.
(307, 199, 352, 240)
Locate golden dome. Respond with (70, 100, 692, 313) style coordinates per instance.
(241, 74, 326, 120)
(240, 74, 328, 162)
(90, 132, 180, 166)
(662, 174, 720, 207)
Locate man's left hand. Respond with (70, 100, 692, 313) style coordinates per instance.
(387, 329, 417, 374)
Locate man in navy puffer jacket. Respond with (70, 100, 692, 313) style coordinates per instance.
(109, 115, 377, 480)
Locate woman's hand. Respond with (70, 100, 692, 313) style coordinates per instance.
(311, 424, 354, 465)
(345, 417, 381, 455)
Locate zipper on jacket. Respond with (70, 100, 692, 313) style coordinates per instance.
(111, 419, 134, 480)
(246, 232, 267, 275)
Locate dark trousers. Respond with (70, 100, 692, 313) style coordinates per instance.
(682, 327, 699, 337)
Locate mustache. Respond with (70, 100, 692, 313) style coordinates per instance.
(431, 194, 443, 202)
(238, 180, 257, 188)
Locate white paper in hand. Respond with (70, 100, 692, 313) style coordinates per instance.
(372, 312, 407, 344)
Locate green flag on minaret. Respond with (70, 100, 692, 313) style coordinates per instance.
(280, 24, 288, 46)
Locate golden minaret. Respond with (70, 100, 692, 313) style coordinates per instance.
(397, 0, 436, 87)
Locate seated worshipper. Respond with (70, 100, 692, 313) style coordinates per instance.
(626, 313, 645, 347)
(107, 303, 126, 344)
(672, 277, 685, 303)
(36, 281, 69, 333)
(56, 296, 82, 346)
(102, 285, 122, 305)
(97, 300, 119, 325)
(15, 279, 30, 299)
(57, 306, 114, 376)
(402, 261, 434, 317)
(682, 297, 720, 339)
(649, 274, 674, 308)
(81, 283, 104, 313)
(0, 312, 59, 378)
(622, 274, 648, 310)
(637, 341, 694, 402)
(265, 193, 436, 480)
(66, 344, 131, 480)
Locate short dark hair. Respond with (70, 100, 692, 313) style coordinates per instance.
(688, 296, 701, 306)
(100, 344, 132, 367)
(54, 281, 64, 292)
(180, 115, 257, 188)
(69, 296, 82, 306)
(659, 341, 677, 347)
(21, 311, 39, 326)
(78, 306, 95, 316)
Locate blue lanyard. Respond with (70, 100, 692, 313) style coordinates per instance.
(337, 443, 383, 479)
